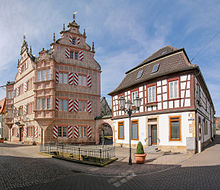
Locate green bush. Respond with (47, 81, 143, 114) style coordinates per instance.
(136, 142, 144, 154)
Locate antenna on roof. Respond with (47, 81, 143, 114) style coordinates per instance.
(190, 31, 220, 62)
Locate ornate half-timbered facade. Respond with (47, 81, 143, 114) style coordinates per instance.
(5, 15, 101, 144)
(109, 46, 215, 153)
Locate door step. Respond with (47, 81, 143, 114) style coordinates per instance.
(145, 146, 161, 153)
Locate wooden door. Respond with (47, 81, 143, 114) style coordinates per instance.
(19, 128, 23, 141)
(151, 125, 157, 145)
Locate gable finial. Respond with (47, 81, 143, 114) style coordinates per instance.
(73, 11, 77, 22)
(92, 42, 95, 52)
(29, 46, 32, 54)
(83, 29, 86, 37)
(53, 33, 55, 43)
(63, 24, 65, 31)
(23, 32, 26, 41)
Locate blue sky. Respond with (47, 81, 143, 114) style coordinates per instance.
(0, 0, 220, 115)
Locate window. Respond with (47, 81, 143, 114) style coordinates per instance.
(131, 120, 138, 140)
(70, 51, 74, 59)
(37, 71, 41, 82)
(79, 101, 87, 112)
(161, 50, 167, 55)
(152, 64, 159, 73)
(131, 90, 138, 102)
(79, 126, 87, 138)
(27, 127, 34, 137)
(118, 121, 124, 139)
(58, 99, 68, 111)
(42, 98, 45, 110)
(59, 72, 68, 84)
(58, 126, 62, 137)
(72, 38, 76, 45)
(204, 121, 208, 135)
(47, 98, 50, 109)
(42, 70, 46, 81)
(47, 69, 51, 80)
(30, 102, 33, 113)
(59, 99, 63, 111)
(7, 91, 13, 99)
(148, 85, 156, 103)
(136, 70, 143, 79)
(63, 100, 68, 111)
(75, 52, 78, 60)
(169, 116, 181, 141)
(78, 75, 87, 86)
(37, 98, 41, 110)
(57, 126, 68, 138)
(169, 79, 179, 99)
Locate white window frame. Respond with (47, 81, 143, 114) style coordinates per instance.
(169, 80, 179, 99)
(148, 85, 156, 103)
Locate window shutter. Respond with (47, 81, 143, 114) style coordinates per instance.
(76, 37, 80, 45)
(79, 51, 84, 61)
(16, 88, 19, 96)
(87, 126, 92, 138)
(69, 99, 74, 112)
(55, 71, 59, 83)
(87, 100, 92, 113)
(68, 72, 74, 85)
(73, 126, 79, 138)
(55, 98, 59, 111)
(74, 99, 79, 112)
(68, 126, 73, 138)
(53, 126, 58, 139)
(69, 35, 73, 43)
(74, 73, 78, 86)
(24, 82, 27, 92)
(23, 104, 27, 115)
(23, 126, 27, 137)
(87, 75, 92, 87)
(35, 126, 38, 138)
(65, 48, 70, 58)
(18, 66, 21, 74)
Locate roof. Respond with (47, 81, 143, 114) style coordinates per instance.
(109, 46, 196, 95)
(0, 98, 6, 114)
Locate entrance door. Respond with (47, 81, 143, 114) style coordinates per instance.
(19, 128, 23, 142)
(151, 125, 157, 145)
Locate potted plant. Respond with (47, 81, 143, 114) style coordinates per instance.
(0, 138, 4, 143)
(134, 141, 146, 164)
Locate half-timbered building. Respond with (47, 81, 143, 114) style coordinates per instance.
(109, 46, 215, 153)
(5, 15, 101, 144)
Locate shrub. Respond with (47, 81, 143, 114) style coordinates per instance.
(136, 141, 144, 154)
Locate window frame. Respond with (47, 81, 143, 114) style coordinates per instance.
(58, 98, 69, 112)
(118, 121, 124, 140)
(130, 88, 139, 103)
(59, 72, 69, 84)
(168, 77, 180, 100)
(58, 126, 68, 138)
(78, 126, 87, 138)
(78, 74, 87, 87)
(169, 116, 181, 141)
(131, 120, 139, 140)
(147, 83, 157, 104)
(78, 100, 87, 112)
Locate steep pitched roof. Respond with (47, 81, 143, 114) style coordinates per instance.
(109, 46, 196, 95)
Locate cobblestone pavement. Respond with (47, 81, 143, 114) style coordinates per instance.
(1, 132, 220, 190)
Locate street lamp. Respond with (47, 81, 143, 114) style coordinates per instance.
(119, 95, 141, 165)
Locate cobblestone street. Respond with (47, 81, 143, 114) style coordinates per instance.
(1, 132, 220, 190)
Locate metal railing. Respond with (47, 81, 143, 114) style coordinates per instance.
(40, 143, 115, 164)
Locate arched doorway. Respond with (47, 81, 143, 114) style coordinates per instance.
(99, 123, 113, 145)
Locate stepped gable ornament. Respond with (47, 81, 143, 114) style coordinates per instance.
(83, 29, 86, 37)
(63, 24, 65, 31)
(92, 42, 95, 52)
(20, 33, 28, 55)
(29, 46, 32, 55)
(53, 33, 56, 43)
(68, 11, 80, 29)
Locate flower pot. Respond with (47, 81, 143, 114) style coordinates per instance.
(134, 153, 146, 164)
(0, 139, 4, 143)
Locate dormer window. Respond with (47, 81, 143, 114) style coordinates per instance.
(152, 64, 159, 73)
(161, 50, 167, 55)
(136, 69, 143, 79)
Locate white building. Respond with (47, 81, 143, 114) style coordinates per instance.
(108, 46, 215, 153)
